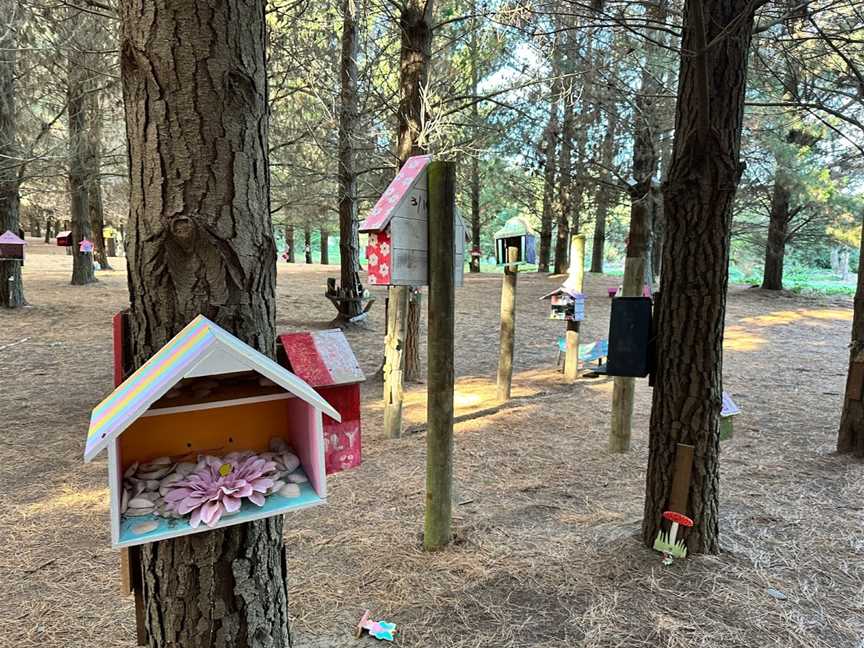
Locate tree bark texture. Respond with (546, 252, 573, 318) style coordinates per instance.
(319, 226, 329, 265)
(337, 0, 363, 317)
(67, 10, 97, 287)
(838, 215, 864, 457)
(121, 0, 276, 363)
(553, 76, 573, 275)
(396, 0, 433, 382)
(469, 153, 481, 273)
(86, 81, 112, 270)
(643, 0, 757, 555)
(284, 223, 295, 262)
(538, 92, 558, 274)
(120, 0, 287, 644)
(591, 109, 617, 274)
(303, 226, 312, 264)
(761, 168, 790, 290)
(468, 10, 481, 274)
(0, 0, 24, 308)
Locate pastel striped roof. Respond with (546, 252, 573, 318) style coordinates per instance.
(84, 315, 340, 462)
(359, 155, 431, 232)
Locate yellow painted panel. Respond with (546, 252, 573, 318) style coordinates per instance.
(119, 399, 293, 468)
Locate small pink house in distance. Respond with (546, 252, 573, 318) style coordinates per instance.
(360, 155, 466, 287)
(0, 230, 25, 262)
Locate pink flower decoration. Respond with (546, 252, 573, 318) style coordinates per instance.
(163, 453, 276, 528)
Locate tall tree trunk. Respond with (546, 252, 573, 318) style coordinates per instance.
(304, 225, 312, 263)
(553, 76, 573, 274)
(761, 169, 790, 290)
(395, 0, 433, 384)
(0, 0, 24, 307)
(643, 0, 757, 555)
(86, 82, 112, 270)
(337, 0, 363, 317)
(538, 97, 558, 274)
(284, 223, 295, 262)
(120, 0, 287, 643)
(67, 10, 96, 287)
(30, 213, 42, 238)
(838, 214, 864, 457)
(319, 225, 329, 264)
(469, 6, 481, 273)
(44, 213, 54, 243)
(591, 110, 617, 274)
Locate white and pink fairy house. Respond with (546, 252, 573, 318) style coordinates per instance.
(360, 155, 466, 287)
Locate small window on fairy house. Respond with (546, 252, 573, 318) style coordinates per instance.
(84, 315, 340, 548)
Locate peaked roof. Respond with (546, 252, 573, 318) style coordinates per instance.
(84, 315, 341, 462)
(280, 329, 365, 388)
(359, 155, 431, 232)
(0, 230, 25, 245)
(494, 217, 536, 240)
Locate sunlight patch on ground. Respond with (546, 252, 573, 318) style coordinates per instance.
(724, 325, 768, 352)
(742, 308, 851, 327)
(18, 487, 108, 518)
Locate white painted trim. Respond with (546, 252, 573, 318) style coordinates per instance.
(142, 392, 296, 417)
(113, 498, 327, 549)
(108, 440, 121, 546)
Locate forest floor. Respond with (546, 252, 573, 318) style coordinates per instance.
(1, 240, 863, 648)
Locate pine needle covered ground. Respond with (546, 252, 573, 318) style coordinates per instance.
(1, 241, 861, 647)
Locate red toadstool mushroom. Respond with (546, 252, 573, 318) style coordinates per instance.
(661, 510, 693, 551)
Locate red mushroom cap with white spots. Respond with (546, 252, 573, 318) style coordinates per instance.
(662, 511, 694, 527)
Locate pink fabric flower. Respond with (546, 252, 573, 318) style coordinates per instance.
(164, 453, 276, 528)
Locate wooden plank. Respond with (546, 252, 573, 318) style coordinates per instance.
(496, 246, 519, 401)
(390, 248, 428, 285)
(425, 160, 456, 550)
(390, 216, 428, 251)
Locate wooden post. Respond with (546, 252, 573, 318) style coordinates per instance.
(563, 234, 585, 381)
(496, 245, 518, 401)
(668, 443, 694, 514)
(424, 160, 455, 551)
(383, 284, 409, 438)
(608, 255, 646, 452)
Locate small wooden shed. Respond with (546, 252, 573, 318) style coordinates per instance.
(56, 230, 72, 247)
(360, 155, 466, 287)
(494, 217, 537, 266)
(85, 315, 340, 548)
(279, 329, 364, 474)
(0, 230, 25, 262)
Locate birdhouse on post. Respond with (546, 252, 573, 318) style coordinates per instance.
(279, 329, 364, 474)
(0, 230, 25, 262)
(540, 286, 585, 321)
(493, 217, 537, 266)
(56, 230, 73, 247)
(84, 315, 340, 548)
(720, 391, 741, 441)
(79, 239, 94, 253)
(359, 155, 466, 287)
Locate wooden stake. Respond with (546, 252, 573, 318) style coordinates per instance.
(608, 255, 645, 452)
(563, 235, 585, 381)
(383, 284, 409, 438)
(424, 161, 455, 551)
(496, 245, 518, 401)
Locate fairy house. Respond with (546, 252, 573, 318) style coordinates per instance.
(359, 154, 466, 287)
(540, 285, 585, 321)
(85, 314, 340, 548)
(0, 230, 25, 262)
(279, 329, 364, 474)
(494, 217, 537, 266)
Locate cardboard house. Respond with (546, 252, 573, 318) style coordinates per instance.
(0, 230, 25, 262)
(360, 155, 466, 287)
(494, 217, 537, 266)
(85, 315, 340, 548)
(540, 286, 585, 321)
(279, 329, 364, 474)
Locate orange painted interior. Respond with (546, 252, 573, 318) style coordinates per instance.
(119, 398, 296, 468)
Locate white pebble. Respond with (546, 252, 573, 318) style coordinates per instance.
(278, 483, 301, 499)
(123, 462, 139, 479)
(269, 437, 288, 452)
(131, 521, 159, 534)
(144, 479, 160, 491)
(281, 453, 300, 473)
(174, 462, 196, 476)
(128, 497, 155, 509)
(287, 471, 308, 484)
(121, 488, 130, 514)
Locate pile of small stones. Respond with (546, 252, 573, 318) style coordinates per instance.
(121, 436, 310, 523)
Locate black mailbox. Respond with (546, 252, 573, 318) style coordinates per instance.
(607, 297, 653, 377)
